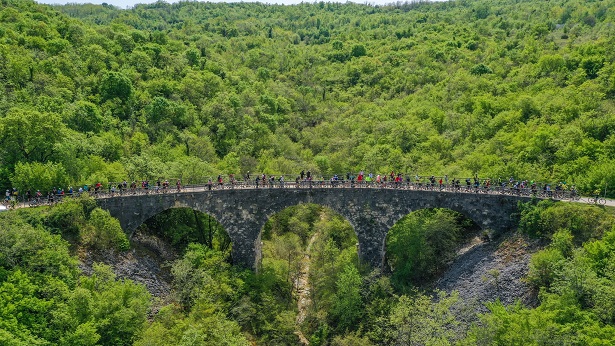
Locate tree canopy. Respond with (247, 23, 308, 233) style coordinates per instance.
(0, 0, 613, 195)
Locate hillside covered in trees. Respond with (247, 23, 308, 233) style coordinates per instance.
(0, 0, 614, 195)
(3, 0, 615, 345)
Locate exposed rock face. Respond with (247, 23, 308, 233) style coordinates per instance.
(436, 232, 542, 312)
(79, 231, 178, 299)
(97, 188, 531, 270)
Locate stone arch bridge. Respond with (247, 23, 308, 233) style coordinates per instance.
(96, 188, 532, 270)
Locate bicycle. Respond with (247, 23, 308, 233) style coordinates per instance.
(29, 198, 44, 207)
(2, 198, 16, 210)
(568, 191, 581, 201)
(588, 196, 607, 205)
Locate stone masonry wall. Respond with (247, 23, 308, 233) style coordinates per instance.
(97, 188, 531, 270)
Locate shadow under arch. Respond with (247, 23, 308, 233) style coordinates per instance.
(384, 207, 482, 291)
(135, 207, 232, 260)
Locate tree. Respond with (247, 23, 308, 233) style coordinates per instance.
(386, 209, 461, 290)
(0, 108, 64, 166)
(81, 208, 130, 251)
(389, 291, 459, 345)
(11, 161, 69, 194)
(470, 63, 493, 76)
(351, 44, 367, 58)
(66, 101, 103, 133)
(99, 71, 133, 102)
(331, 264, 362, 332)
(79, 264, 151, 346)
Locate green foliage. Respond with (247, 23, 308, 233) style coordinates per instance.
(0, 213, 78, 283)
(350, 44, 367, 58)
(386, 209, 463, 290)
(389, 291, 459, 345)
(44, 196, 88, 235)
(11, 161, 69, 194)
(0, 108, 64, 169)
(81, 208, 130, 251)
(99, 71, 133, 103)
(133, 244, 251, 345)
(79, 263, 151, 346)
(464, 294, 615, 344)
(0, 211, 150, 346)
(527, 247, 565, 288)
(331, 265, 363, 332)
(135, 304, 249, 346)
(515, 220, 615, 343)
(66, 101, 103, 133)
(261, 204, 363, 342)
(171, 244, 243, 311)
(519, 200, 614, 241)
(470, 63, 493, 76)
(0, 0, 612, 194)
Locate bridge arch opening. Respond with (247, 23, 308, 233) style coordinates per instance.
(134, 207, 232, 262)
(385, 208, 481, 292)
(260, 203, 360, 325)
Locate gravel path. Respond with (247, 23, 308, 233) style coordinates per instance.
(294, 232, 319, 345)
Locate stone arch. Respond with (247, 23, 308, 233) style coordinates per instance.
(97, 188, 528, 271)
(94, 192, 251, 266)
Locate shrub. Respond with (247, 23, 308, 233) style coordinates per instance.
(82, 208, 129, 251)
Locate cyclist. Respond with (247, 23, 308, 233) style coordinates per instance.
(593, 189, 601, 203)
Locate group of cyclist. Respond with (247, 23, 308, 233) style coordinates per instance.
(3, 170, 605, 208)
(96, 179, 183, 196)
(201, 170, 583, 200)
(3, 178, 184, 207)
(105, 179, 183, 195)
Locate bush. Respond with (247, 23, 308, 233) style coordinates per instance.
(519, 200, 614, 242)
(386, 209, 461, 290)
(82, 208, 129, 251)
(527, 248, 565, 288)
(45, 199, 86, 235)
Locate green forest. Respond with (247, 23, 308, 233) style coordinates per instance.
(4, 195, 615, 344)
(0, 0, 614, 194)
(2, 0, 615, 344)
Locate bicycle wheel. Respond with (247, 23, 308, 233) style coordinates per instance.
(599, 198, 607, 205)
